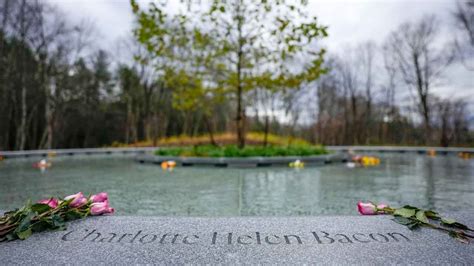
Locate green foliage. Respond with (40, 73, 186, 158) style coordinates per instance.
(0, 199, 89, 242)
(415, 210, 429, 224)
(393, 207, 416, 218)
(155, 145, 327, 157)
(388, 204, 474, 243)
(131, 0, 329, 148)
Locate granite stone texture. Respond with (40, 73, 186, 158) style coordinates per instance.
(1, 213, 473, 264)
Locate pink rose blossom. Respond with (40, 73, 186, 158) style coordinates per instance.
(376, 203, 390, 214)
(357, 201, 377, 215)
(38, 197, 59, 208)
(90, 200, 114, 215)
(90, 192, 108, 203)
(64, 192, 88, 208)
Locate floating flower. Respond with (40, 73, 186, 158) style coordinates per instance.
(289, 159, 304, 168)
(161, 160, 177, 171)
(38, 197, 59, 209)
(90, 200, 114, 215)
(353, 155, 380, 167)
(90, 192, 108, 203)
(32, 159, 52, 169)
(64, 192, 88, 208)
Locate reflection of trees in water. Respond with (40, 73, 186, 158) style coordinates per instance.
(424, 158, 435, 210)
(1, 155, 472, 216)
(238, 154, 474, 215)
(240, 169, 322, 215)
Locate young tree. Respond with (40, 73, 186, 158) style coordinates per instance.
(204, 0, 327, 148)
(131, 0, 328, 148)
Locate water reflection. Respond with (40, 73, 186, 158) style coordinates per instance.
(0, 153, 472, 216)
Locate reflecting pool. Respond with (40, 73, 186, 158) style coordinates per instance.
(0, 153, 473, 216)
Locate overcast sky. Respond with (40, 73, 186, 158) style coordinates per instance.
(45, 0, 473, 119)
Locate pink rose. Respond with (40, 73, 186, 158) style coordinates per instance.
(357, 201, 377, 215)
(376, 203, 390, 214)
(64, 192, 88, 208)
(90, 200, 114, 216)
(38, 197, 59, 208)
(90, 192, 108, 203)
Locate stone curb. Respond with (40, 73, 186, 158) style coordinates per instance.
(1, 213, 473, 264)
(135, 153, 350, 168)
(1, 146, 471, 159)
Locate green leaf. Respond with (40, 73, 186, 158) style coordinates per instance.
(415, 211, 429, 223)
(31, 203, 51, 214)
(452, 222, 470, 230)
(425, 210, 439, 219)
(441, 218, 456, 225)
(407, 222, 420, 230)
(31, 221, 50, 232)
(440, 218, 470, 230)
(64, 210, 83, 221)
(401, 205, 419, 210)
(449, 231, 469, 244)
(6, 232, 17, 241)
(16, 211, 35, 232)
(51, 214, 64, 228)
(16, 228, 32, 240)
(394, 208, 416, 218)
(392, 216, 412, 225)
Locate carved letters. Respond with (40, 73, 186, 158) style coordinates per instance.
(61, 229, 410, 245)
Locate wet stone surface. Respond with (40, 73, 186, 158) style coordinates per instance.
(0, 213, 473, 264)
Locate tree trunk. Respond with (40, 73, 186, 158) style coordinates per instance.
(263, 115, 269, 147)
(16, 83, 27, 150)
(236, 6, 245, 149)
(204, 113, 218, 146)
(44, 83, 54, 149)
(236, 53, 245, 148)
(350, 95, 358, 145)
(125, 100, 132, 144)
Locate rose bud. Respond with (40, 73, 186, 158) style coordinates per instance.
(64, 192, 88, 208)
(376, 203, 389, 213)
(38, 197, 59, 208)
(90, 200, 114, 215)
(357, 201, 377, 215)
(90, 192, 108, 203)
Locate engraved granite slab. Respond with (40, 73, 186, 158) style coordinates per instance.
(1, 213, 473, 264)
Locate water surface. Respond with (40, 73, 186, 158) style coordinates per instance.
(0, 153, 472, 216)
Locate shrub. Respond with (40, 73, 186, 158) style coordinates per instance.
(154, 145, 327, 157)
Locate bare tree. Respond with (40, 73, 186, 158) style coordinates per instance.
(454, 0, 474, 46)
(453, 0, 474, 70)
(357, 41, 376, 143)
(386, 15, 455, 143)
(6, 0, 38, 150)
(336, 49, 361, 144)
(435, 97, 469, 147)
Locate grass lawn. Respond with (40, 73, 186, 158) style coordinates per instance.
(154, 145, 328, 157)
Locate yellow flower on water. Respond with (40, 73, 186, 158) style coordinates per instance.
(360, 156, 380, 167)
(289, 159, 304, 168)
